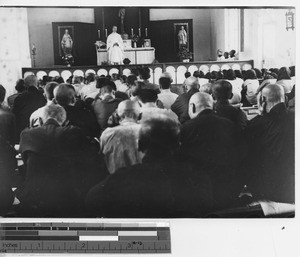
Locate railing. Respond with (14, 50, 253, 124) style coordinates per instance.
(22, 60, 254, 85)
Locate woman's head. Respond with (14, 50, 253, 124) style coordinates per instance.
(277, 67, 291, 81)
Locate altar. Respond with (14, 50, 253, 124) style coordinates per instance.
(96, 47, 155, 65)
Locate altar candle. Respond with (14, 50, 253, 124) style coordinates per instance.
(105, 29, 107, 38)
(145, 28, 148, 38)
(131, 28, 133, 37)
(138, 28, 141, 37)
(98, 30, 100, 39)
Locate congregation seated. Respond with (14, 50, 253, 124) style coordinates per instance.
(179, 92, 245, 210)
(241, 69, 260, 106)
(18, 103, 105, 217)
(276, 66, 294, 93)
(212, 80, 247, 130)
(100, 100, 142, 174)
(12, 75, 46, 142)
(224, 69, 242, 104)
(171, 76, 199, 123)
(86, 110, 213, 218)
(54, 83, 100, 138)
(244, 84, 294, 203)
(80, 73, 98, 100)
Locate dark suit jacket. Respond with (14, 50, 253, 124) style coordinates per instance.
(214, 101, 248, 130)
(19, 119, 106, 217)
(244, 103, 294, 203)
(93, 95, 123, 132)
(86, 154, 213, 218)
(0, 107, 16, 145)
(180, 109, 244, 210)
(171, 88, 199, 123)
(12, 87, 46, 142)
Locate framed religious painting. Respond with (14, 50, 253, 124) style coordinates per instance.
(174, 22, 189, 51)
(58, 25, 74, 57)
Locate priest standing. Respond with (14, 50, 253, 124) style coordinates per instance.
(107, 26, 124, 65)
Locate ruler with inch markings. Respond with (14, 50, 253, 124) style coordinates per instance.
(0, 222, 171, 253)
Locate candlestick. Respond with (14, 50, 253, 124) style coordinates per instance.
(138, 28, 141, 37)
(98, 30, 100, 39)
(105, 29, 107, 38)
(131, 28, 133, 37)
(145, 28, 148, 38)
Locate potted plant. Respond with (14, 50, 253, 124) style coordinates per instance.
(177, 44, 193, 62)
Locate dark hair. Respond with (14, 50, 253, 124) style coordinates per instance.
(52, 76, 64, 84)
(15, 79, 25, 93)
(289, 66, 295, 77)
(0, 84, 6, 103)
(234, 70, 243, 79)
(42, 75, 50, 86)
(86, 73, 95, 84)
(96, 77, 116, 90)
(212, 80, 233, 101)
(66, 75, 73, 84)
(193, 71, 200, 78)
(159, 77, 171, 89)
(270, 72, 278, 79)
(54, 83, 75, 106)
(222, 69, 228, 79)
(184, 71, 191, 78)
(210, 71, 217, 81)
(269, 68, 279, 74)
(254, 68, 263, 79)
(44, 82, 59, 100)
(139, 67, 151, 80)
(127, 75, 137, 86)
(137, 89, 158, 103)
(120, 75, 127, 83)
(277, 67, 291, 81)
(198, 71, 205, 78)
(216, 71, 224, 80)
(229, 50, 236, 58)
(111, 73, 120, 81)
(226, 69, 236, 80)
(224, 52, 229, 59)
(139, 118, 180, 154)
(204, 72, 211, 80)
(245, 69, 257, 80)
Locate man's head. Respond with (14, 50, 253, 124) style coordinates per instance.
(24, 75, 38, 89)
(224, 52, 229, 59)
(137, 89, 158, 105)
(188, 92, 213, 119)
(53, 83, 76, 107)
(0, 84, 6, 104)
(160, 72, 173, 83)
(138, 67, 151, 80)
(117, 100, 141, 122)
(138, 111, 180, 156)
(15, 79, 25, 93)
(159, 77, 171, 90)
(85, 73, 95, 84)
(277, 67, 291, 81)
(184, 76, 199, 92)
(44, 82, 59, 101)
(229, 49, 236, 58)
(42, 103, 67, 126)
(217, 49, 223, 57)
(127, 75, 137, 86)
(212, 80, 233, 101)
(96, 78, 116, 96)
(112, 26, 117, 33)
(184, 71, 191, 79)
(258, 84, 285, 114)
(72, 75, 83, 84)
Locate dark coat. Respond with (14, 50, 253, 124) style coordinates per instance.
(244, 103, 295, 203)
(180, 109, 245, 210)
(86, 154, 213, 218)
(12, 87, 46, 142)
(18, 119, 106, 217)
(171, 88, 199, 123)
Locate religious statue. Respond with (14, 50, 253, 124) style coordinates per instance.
(61, 29, 73, 55)
(178, 26, 188, 47)
(118, 8, 126, 35)
(107, 26, 124, 65)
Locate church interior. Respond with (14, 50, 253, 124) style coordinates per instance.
(0, 6, 296, 220)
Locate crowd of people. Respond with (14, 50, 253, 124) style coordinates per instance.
(0, 65, 295, 217)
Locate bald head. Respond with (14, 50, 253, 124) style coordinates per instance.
(117, 100, 141, 122)
(184, 76, 199, 92)
(189, 92, 213, 119)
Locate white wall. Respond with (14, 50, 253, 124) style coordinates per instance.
(27, 8, 95, 67)
(149, 9, 212, 61)
(210, 9, 225, 60)
(0, 8, 31, 98)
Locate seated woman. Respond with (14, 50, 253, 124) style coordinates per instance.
(241, 69, 260, 106)
(224, 69, 242, 104)
(276, 67, 294, 93)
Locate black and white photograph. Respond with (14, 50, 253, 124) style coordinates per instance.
(0, 1, 299, 255)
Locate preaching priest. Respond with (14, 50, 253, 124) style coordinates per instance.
(107, 26, 124, 65)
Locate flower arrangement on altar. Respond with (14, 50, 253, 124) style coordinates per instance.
(177, 44, 193, 62)
(95, 41, 106, 49)
(62, 54, 74, 66)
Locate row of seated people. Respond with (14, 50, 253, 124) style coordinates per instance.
(0, 65, 295, 217)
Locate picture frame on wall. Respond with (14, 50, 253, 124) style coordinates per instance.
(174, 22, 189, 51)
(58, 25, 74, 56)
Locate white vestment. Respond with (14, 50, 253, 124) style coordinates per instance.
(107, 32, 124, 64)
